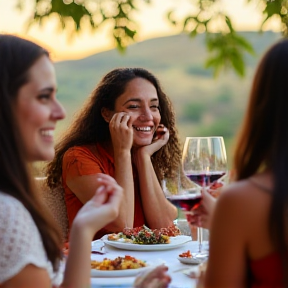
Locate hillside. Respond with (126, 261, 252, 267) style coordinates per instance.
(54, 31, 281, 160)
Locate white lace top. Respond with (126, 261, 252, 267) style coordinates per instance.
(0, 192, 63, 286)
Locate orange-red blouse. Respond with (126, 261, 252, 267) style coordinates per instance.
(62, 143, 146, 239)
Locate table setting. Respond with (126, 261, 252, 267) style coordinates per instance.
(89, 136, 228, 288)
(90, 237, 207, 288)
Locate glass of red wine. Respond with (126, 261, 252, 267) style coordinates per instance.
(182, 136, 227, 188)
(182, 136, 227, 255)
(163, 167, 203, 253)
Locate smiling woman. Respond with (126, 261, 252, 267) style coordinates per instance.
(0, 34, 125, 288)
(15, 56, 65, 161)
(46, 67, 182, 239)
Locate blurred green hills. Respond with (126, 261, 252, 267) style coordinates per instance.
(54, 31, 281, 163)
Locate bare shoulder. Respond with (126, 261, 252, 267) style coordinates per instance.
(214, 179, 271, 228)
(206, 180, 256, 286)
(219, 179, 270, 206)
(215, 180, 251, 210)
(2, 264, 50, 288)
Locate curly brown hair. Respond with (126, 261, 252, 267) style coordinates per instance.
(46, 67, 181, 189)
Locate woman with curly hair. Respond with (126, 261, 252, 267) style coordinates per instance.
(46, 68, 181, 239)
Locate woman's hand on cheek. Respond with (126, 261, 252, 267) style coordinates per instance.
(138, 124, 169, 157)
(153, 124, 169, 143)
(109, 112, 133, 154)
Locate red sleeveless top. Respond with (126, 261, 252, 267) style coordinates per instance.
(249, 252, 285, 287)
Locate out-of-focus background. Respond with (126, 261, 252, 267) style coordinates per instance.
(1, 0, 284, 170)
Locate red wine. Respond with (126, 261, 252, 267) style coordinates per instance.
(186, 171, 226, 186)
(167, 195, 202, 211)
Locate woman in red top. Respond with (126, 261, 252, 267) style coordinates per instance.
(46, 68, 181, 238)
(195, 40, 288, 287)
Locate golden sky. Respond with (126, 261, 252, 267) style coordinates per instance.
(0, 0, 281, 61)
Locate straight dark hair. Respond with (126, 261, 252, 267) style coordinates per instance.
(0, 34, 62, 271)
(233, 39, 288, 285)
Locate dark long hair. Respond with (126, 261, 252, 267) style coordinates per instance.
(233, 39, 288, 284)
(46, 67, 181, 188)
(0, 34, 62, 271)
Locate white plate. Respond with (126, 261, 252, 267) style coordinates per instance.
(103, 235, 191, 251)
(91, 265, 150, 277)
(90, 277, 134, 287)
(177, 256, 203, 265)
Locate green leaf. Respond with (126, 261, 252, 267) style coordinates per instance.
(167, 11, 177, 26)
(232, 33, 255, 54)
(230, 51, 245, 77)
(183, 16, 195, 29)
(114, 35, 126, 53)
(263, 0, 282, 17)
(204, 31, 253, 77)
(124, 26, 136, 39)
(205, 56, 223, 77)
(261, 0, 282, 27)
(189, 28, 198, 38)
(225, 15, 234, 33)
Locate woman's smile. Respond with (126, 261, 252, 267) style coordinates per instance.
(114, 77, 161, 147)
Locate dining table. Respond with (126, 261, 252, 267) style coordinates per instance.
(90, 237, 207, 288)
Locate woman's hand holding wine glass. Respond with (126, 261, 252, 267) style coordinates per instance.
(163, 136, 227, 258)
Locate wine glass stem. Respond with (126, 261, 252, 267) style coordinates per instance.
(198, 227, 203, 253)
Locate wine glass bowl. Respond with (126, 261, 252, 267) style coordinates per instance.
(162, 167, 201, 211)
(166, 193, 202, 212)
(162, 168, 202, 241)
(182, 137, 227, 188)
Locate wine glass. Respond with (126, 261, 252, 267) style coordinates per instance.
(162, 167, 203, 255)
(182, 136, 228, 254)
(182, 136, 227, 188)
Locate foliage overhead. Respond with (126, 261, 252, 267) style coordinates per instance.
(17, 0, 287, 76)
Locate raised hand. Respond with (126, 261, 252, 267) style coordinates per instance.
(109, 112, 133, 154)
(134, 265, 171, 288)
(187, 189, 217, 230)
(134, 124, 169, 158)
(73, 174, 124, 234)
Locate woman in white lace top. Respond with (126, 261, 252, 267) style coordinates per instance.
(0, 34, 171, 288)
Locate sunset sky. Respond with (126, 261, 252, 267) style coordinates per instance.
(0, 0, 281, 61)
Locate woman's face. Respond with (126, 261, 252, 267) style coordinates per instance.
(14, 55, 66, 162)
(114, 77, 161, 147)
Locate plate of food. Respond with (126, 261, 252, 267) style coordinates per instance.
(177, 250, 203, 265)
(90, 255, 149, 277)
(103, 225, 191, 251)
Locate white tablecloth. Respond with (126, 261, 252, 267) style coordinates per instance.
(90, 240, 204, 288)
